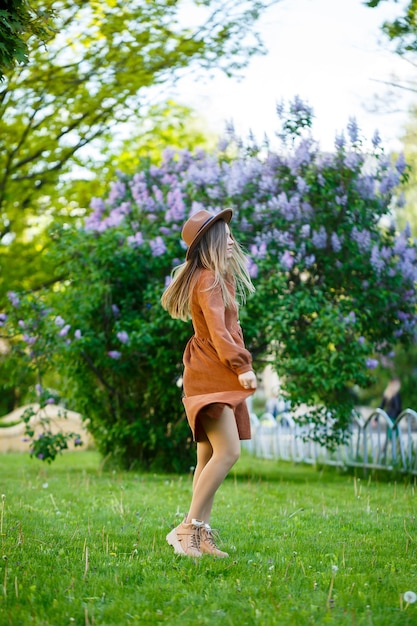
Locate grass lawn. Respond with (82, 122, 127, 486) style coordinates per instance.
(0, 450, 416, 625)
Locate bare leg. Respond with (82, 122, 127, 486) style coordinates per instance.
(186, 405, 240, 525)
(192, 431, 213, 493)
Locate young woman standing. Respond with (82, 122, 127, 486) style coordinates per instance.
(161, 209, 257, 558)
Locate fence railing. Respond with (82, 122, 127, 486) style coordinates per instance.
(242, 408, 417, 475)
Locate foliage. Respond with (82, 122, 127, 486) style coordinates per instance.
(0, 0, 275, 292)
(0, 0, 54, 79)
(0, 0, 277, 416)
(1, 451, 417, 625)
(2, 99, 416, 469)
(366, 0, 417, 54)
(19, 400, 83, 463)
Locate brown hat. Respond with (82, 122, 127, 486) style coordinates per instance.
(181, 209, 233, 259)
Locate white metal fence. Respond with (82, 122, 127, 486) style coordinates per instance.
(242, 408, 417, 475)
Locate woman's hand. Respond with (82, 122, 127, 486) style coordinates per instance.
(238, 371, 257, 390)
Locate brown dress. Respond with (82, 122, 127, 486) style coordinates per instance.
(182, 269, 255, 441)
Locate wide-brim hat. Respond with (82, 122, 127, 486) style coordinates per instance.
(182, 209, 233, 260)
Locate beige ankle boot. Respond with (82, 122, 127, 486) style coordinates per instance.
(166, 520, 202, 557)
(199, 524, 229, 558)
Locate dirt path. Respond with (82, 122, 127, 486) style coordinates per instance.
(0, 404, 92, 453)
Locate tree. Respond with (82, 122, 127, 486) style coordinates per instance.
(0, 0, 277, 294)
(0, 1, 54, 79)
(3, 99, 416, 470)
(366, 1, 417, 54)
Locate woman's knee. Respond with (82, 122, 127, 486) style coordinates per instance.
(223, 445, 240, 468)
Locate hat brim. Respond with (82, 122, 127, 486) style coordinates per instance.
(186, 208, 233, 260)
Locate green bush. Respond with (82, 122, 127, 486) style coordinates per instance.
(2, 99, 416, 469)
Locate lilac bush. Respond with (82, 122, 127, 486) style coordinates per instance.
(2, 98, 416, 467)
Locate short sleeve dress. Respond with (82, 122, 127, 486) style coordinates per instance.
(182, 269, 255, 441)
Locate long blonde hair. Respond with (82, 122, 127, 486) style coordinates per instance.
(161, 219, 255, 321)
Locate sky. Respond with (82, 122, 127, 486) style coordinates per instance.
(171, 0, 415, 152)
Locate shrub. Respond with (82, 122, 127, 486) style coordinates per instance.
(2, 99, 416, 468)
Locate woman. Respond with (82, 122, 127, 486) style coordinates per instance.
(161, 209, 257, 558)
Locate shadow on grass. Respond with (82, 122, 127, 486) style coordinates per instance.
(1, 450, 414, 489)
(230, 451, 415, 486)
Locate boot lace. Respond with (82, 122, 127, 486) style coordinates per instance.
(202, 526, 221, 549)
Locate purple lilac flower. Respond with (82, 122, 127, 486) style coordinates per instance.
(107, 180, 126, 205)
(108, 351, 122, 359)
(344, 152, 361, 170)
(313, 174, 323, 190)
(358, 336, 365, 344)
(150, 236, 167, 257)
(404, 247, 417, 265)
(288, 139, 314, 174)
(59, 324, 71, 337)
(371, 130, 381, 148)
(18, 319, 25, 328)
(335, 195, 347, 206)
(395, 153, 407, 175)
(0, 313, 7, 325)
(224, 161, 250, 196)
(370, 246, 384, 274)
(347, 117, 359, 144)
(162, 147, 176, 162)
(218, 136, 229, 152)
(289, 95, 314, 120)
(111, 304, 120, 317)
(90, 197, 106, 213)
(7, 291, 19, 307)
(280, 250, 294, 270)
(398, 311, 411, 321)
(273, 192, 300, 222)
(380, 169, 400, 195)
(250, 242, 267, 260)
(296, 176, 309, 195)
(247, 258, 258, 278)
(331, 232, 342, 253)
(74, 437, 82, 446)
(366, 358, 379, 370)
(396, 192, 406, 208)
(351, 227, 371, 253)
(304, 254, 316, 267)
(54, 315, 65, 327)
(22, 334, 36, 345)
(355, 175, 375, 200)
(127, 232, 144, 248)
(35, 383, 42, 395)
(312, 227, 327, 249)
(394, 232, 407, 256)
(117, 331, 129, 344)
(300, 224, 310, 238)
(380, 246, 392, 261)
(46, 398, 55, 404)
(74, 329, 82, 339)
(334, 133, 346, 151)
(37, 453, 44, 460)
(166, 187, 186, 222)
(343, 312, 356, 324)
(276, 101, 285, 118)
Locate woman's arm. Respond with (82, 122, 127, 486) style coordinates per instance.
(197, 275, 253, 376)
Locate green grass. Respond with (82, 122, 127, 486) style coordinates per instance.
(0, 451, 416, 625)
